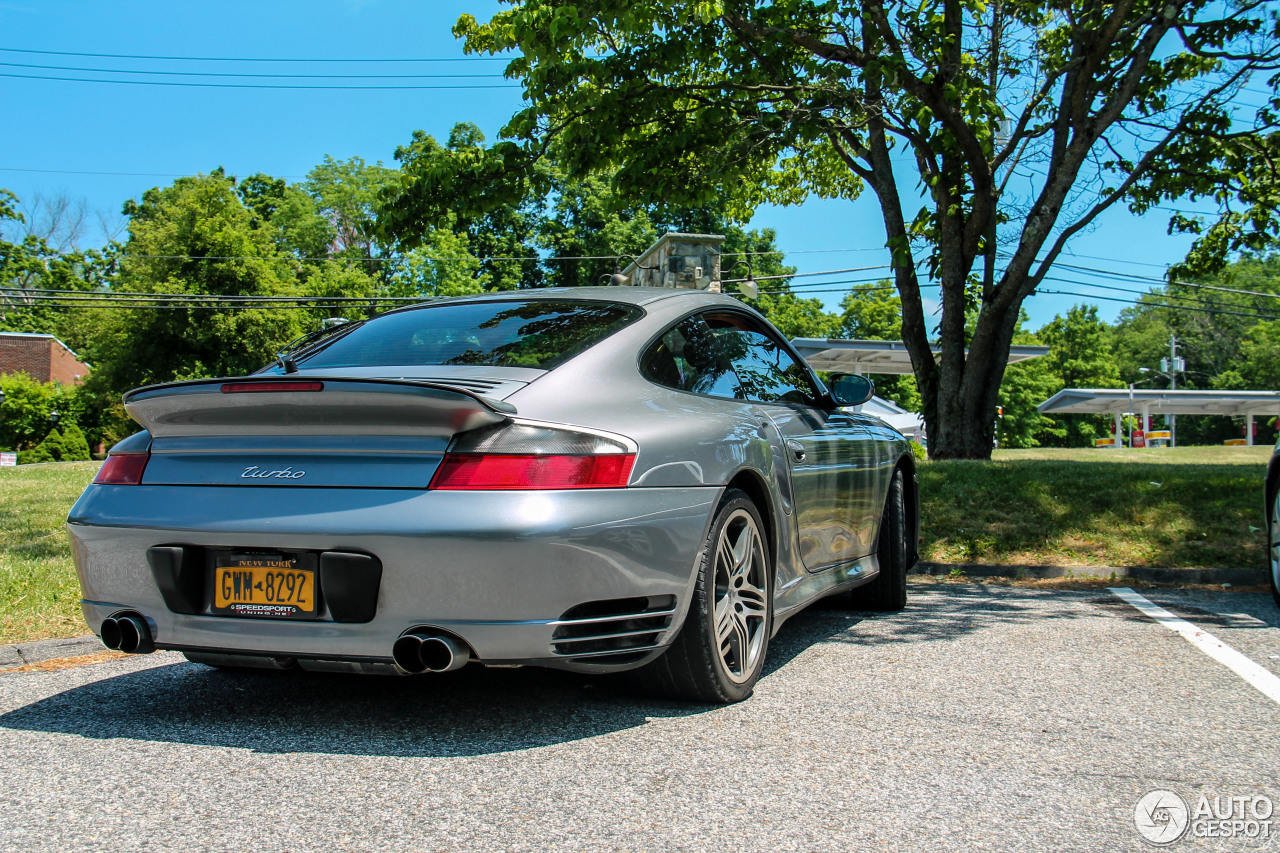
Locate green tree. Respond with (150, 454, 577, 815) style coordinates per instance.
(995, 319, 1062, 449)
(1110, 255, 1280, 443)
(238, 173, 336, 260)
(303, 156, 400, 262)
(86, 173, 306, 396)
(1035, 305, 1121, 446)
(384, 2, 1280, 458)
(0, 372, 80, 451)
(59, 423, 92, 460)
(387, 228, 491, 298)
(0, 188, 107, 342)
(389, 126, 542, 291)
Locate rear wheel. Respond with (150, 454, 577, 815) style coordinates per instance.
(851, 469, 908, 611)
(639, 489, 772, 704)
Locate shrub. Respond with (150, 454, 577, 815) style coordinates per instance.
(18, 431, 58, 464)
(59, 424, 92, 461)
(15, 427, 88, 464)
(0, 373, 83, 451)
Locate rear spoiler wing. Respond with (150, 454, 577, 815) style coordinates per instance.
(122, 376, 516, 439)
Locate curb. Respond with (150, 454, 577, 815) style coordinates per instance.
(0, 635, 103, 669)
(910, 562, 1267, 586)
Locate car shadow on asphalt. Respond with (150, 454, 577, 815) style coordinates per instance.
(4, 582, 1215, 757)
(792, 582, 1086, 650)
(0, 601, 885, 758)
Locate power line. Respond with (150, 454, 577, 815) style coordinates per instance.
(0, 61, 507, 80)
(1040, 275, 1280, 314)
(0, 46, 512, 63)
(1060, 251, 1170, 270)
(1053, 261, 1280, 301)
(0, 166, 314, 179)
(723, 264, 891, 283)
(1034, 288, 1280, 321)
(0, 72, 522, 90)
(723, 247, 888, 256)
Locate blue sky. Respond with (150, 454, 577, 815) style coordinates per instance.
(0, 0, 1214, 329)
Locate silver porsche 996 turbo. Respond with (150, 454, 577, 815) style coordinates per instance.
(68, 286, 919, 703)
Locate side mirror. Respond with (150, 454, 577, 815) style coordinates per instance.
(828, 373, 875, 407)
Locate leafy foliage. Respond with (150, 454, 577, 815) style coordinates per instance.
(84, 173, 307, 396)
(0, 372, 84, 452)
(0, 189, 107, 343)
(377, 1, 1280, 458)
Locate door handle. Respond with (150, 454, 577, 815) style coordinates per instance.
(786, 440, 806, 463)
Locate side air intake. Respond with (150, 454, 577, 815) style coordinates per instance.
(550, 596, 677, 661)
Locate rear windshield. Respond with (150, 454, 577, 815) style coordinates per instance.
(296, 299, 643, 371)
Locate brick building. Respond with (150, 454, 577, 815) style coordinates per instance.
(0, 332, 91, 385)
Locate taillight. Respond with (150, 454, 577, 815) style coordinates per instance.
(432, 454, 634, 489)
(430, 423, 636, 490)
(94, 452, 150, 485)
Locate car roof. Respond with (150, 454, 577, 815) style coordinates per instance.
(380, 286, 745, 315)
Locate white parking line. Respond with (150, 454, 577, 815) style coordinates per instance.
(1109, 587, 1280, 707)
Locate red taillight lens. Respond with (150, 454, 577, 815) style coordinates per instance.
(93, 453, 150, 485)
(431, 454, 635, 490)
(221, 381, 324, 393)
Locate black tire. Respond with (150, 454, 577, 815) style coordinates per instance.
(1269, 492, 1280, 608)
(851, 469, 908, 611)
(637, 489, 773, 704)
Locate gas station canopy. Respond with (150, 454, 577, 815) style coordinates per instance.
(791, 338, 1050, 375)
(1038, 388, 1280, 447)
(1038, 388, 1280, 417)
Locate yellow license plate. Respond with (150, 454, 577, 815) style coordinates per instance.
(213, 555, 316, 618)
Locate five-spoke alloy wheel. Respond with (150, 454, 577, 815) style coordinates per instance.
(712, 506, 770, 684)
(640, 489, 772, 703)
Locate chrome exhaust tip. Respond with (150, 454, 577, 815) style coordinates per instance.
(392, 631, 472, 674)
(392, 634, 429, 674)
(419, 636, 470, 673)
(101, 612, 155, 654)
(99, 617, 122, 651)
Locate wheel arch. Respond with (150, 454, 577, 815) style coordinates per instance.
(724, 467, 778, 570)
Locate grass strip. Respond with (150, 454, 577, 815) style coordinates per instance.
(0, 461, 99, 645)
(920, 447, 1270, 569)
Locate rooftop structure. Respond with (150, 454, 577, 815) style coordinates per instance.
(791, 338, 1050, 375)
(619, 232, 725, 291)
(0, 332, 91, 386)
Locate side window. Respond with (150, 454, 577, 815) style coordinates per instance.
(639, 317, 739, 398)
(704, 314, 818, 405)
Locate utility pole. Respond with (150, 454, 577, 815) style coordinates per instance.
(1160, 335, 1185, 447)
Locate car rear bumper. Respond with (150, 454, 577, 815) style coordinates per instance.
(68, 484, 720, 672)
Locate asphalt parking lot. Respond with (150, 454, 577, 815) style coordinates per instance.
(1, 582, 1277, 852)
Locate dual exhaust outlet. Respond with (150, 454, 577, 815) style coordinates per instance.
(392, 632, 471, 674)
(100, 612, 155, 654)
(100, 615, 470, 672)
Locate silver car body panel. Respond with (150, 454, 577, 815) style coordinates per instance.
(68, 287, 915, 672)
